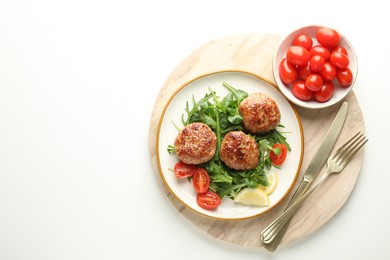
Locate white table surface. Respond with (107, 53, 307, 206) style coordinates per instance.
(1, 1, 389, 259)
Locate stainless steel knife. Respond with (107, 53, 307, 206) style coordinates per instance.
(261, 101, 349, 250)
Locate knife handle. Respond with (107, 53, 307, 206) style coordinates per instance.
(286, 176, 312, 208)
(261, 177, 311, 249)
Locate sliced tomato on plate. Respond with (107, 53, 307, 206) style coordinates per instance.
(197, 191, 221, 210)
(269, 143, 288, 166)
(192, 168, 210, 193)
(173, 161, 197, 178)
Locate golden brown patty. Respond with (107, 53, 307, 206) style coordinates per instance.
(174, 122, 217, 165)
(219, 131, 259, 170)
(239, 92, 281, 133)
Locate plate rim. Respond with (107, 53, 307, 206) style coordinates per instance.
(155, 69, 304, 220)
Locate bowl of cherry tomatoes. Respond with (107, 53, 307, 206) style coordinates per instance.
(273, 25, 358, 109)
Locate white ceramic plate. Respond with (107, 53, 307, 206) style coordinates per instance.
(156, 71, 304, 220)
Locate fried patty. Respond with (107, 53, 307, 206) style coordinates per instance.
(219, 131, 259, 170)
(239, 92, 281, 133)
(174, 122, 217, 165)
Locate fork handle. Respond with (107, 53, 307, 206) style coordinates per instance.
(262, 178, 311, 251)
(261, 170, 331, 243)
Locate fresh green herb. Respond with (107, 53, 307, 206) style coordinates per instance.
(167, 145, 175, 154)
(168, 82, 291, 199)
(181, 93, 214, 126)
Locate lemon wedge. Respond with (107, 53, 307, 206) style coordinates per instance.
(257, 172, 278, 195)
(234, 188, 270, 207)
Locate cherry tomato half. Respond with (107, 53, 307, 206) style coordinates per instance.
(197, 191, 221, 210)
(336, 67, 353, 87)
(279, 58, 298, 85)
(292, 33, 313, 50)
(319, 62, 337, 81)
(330, 52, 349, 69)
(315, 81, 335, 102)
(174, 161, 197, 178)
(316, 27, 340, 48)
(305, 74, 323, 92)
(286, 46, 310, 66)
(309, 45, 330, 61)
(309, 55, 325, 73)
(192, 168, 210, 193)
(269, 143, 288, 166)
(292, 81, 312, 101)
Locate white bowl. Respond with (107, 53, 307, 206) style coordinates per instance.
(273, 25, 358, 109)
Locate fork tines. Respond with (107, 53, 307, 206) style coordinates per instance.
(333, 132, 368, 166)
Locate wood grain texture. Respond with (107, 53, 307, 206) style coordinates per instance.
(149, 33, 365, 248)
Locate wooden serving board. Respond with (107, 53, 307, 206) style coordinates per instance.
(149, 33, 365, 248)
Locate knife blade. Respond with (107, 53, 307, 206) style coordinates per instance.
(261, 101, 349, 248)
(296, 101, 348, 192)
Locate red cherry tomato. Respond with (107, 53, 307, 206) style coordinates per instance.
(174, 161, 197, 178)
(336, 68, 353, 87)
(319, 62, 337, 81)
(279, 58, 298, 85)
(330, 52, 349, 69)
(269, 143, 288, 166)
(292, 80, 312, 101)
(298, 64, 310, 80)
(305, 74, 323, 91)
(292, 33, 313, 50)
(331, 46, 348, 56)
(315, 81, 335, 102)
(197, 191, 221, 210)
(286, 46, 311, 66)
(192, 168, 210, 193)
(316, 27, 340, 48)
(309, 55, 325, 73)
(309, 45, 330, 61)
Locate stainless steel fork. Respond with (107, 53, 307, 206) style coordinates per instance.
(261, 132, 368, 244)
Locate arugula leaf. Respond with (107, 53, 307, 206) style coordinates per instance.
(182, 93, 213, 126)
(205, 159, 233, 184)
(167, 145, 175, 154)
(222, 82, 248, 104)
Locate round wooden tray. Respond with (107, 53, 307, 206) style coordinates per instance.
(149, 33, 365, 248)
